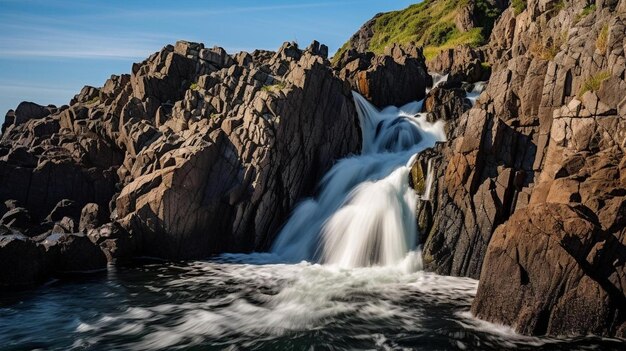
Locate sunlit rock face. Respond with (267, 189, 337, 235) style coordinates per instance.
(0, 40, 363, 286)
(411, 0, 626, 337)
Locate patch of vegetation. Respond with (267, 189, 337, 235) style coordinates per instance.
(578, 71, 611, 98)
(190, 83, 199, 91)
(596, 24, 609, 53)
(574, 4, 596, 23)
(335, 0, 503, 61)
(85, 97, 100, 105)
(261, 81, 286, 93)
(549, 0, 565, 14)
(530, 32, 566, 61)
(512, 0, 527, 15)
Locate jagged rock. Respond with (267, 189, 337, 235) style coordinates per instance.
(79, 203, 105, 232)
(87, 221, 135, 264)
(41, 233, 108, 273)
(336, 44, 431, 107)
(46, 199, 81, 222)
(413, 0, 626, 338)
(422, 83, 472, 139)
(51, 216, 77, 234)
(339, 13, 382, 53)
(427, 46, 490, 83)
(130, 43, 196, 105)
(71, 86, 100, 105)
(0, 207, 31, 229)
(472, 203, 626, 337)
(455, 1, 477, 32)
(1, 101, 50, 133)
(4, 146, 38, 167)
(115, 41, 360, 258)
(306, 40, 329, 59)
(0, 234, 45, 290)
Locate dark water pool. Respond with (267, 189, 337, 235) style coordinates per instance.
(1, 258, 624, 350)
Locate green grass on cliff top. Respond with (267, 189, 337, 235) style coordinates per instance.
(335, 0, 501, 61)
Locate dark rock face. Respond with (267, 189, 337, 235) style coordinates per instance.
(471, 203, 626, 337)
(0, 233, 45, 290)
(415, 0, 626, 337)
(335, 44, 431, 108)
(422, 82, 473, 139)
(41, 233, 108, 273)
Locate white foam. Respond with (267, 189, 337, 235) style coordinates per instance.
(73, 261, 479, 350)
(272, 91, 446, 269)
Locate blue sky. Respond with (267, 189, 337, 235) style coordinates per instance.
(0, 0, 416, 120)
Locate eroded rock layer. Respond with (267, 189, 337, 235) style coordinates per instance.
(413, 0, 626, 337)
(0, 40, 380, 287)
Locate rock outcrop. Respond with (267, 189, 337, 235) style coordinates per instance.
(0, 40, 362, 287)
(426, 46, 491, 83)
(335, 44, 431, 107)
(414, 0, 626, 338)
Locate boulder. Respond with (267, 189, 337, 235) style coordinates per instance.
(1, 101, 50, 133)
(41, 233, 108, 273)
(0, 234, 45, 290)
(87, 221, 135, 264)
(472, 203, 626, 337)
(426, 46, 490, 83)
(0, 207, 31, 229)
(79, 203, 105, 232)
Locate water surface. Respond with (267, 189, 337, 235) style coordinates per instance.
(1, 259, 624, 350)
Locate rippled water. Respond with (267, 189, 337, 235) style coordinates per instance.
(1, 257, 624, 350)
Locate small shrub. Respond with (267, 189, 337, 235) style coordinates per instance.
(550, 0, 565, 13)
(596, 24, 609, 53)
(512, 0, 527, 15)
(85, 97, 100, 105)
(574, 4, 596, 23)
(530, 34, 564, 61)
(578, 71, 611, 98)
(425, 22, 457, 46)
(190, 83, 199, 91)
(261, 82, 286, 93)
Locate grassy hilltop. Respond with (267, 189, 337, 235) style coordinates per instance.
(335, 0, 503, 60)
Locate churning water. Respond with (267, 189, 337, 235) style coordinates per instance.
(1, 261, 624, 350)
(1, 81, 625, 350)
(272, 90, 445, 269)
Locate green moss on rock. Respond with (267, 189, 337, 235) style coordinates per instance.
(409, 161, 426, 194)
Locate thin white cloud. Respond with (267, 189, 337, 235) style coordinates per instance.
(59, 1, 362, 20)
(0, 23, 168, 59)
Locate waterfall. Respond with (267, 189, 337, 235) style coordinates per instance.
(271, 85, 447, 270)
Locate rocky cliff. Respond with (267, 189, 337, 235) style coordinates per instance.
(408, 0, 626, 338)
(340, 0, 626, 339)
(0, 40, 431, 289)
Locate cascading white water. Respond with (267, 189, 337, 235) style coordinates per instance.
(271, 78, 449, 270)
